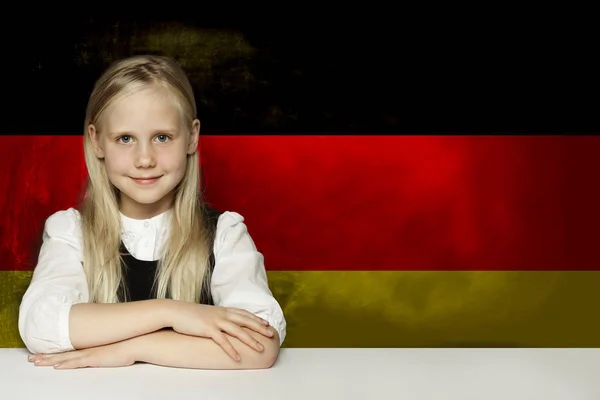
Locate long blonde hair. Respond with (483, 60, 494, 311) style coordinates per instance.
(80, 55, 215, 304)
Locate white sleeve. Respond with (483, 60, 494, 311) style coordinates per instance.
(210, 211, 287, 346)
(18, 208, 89, 354)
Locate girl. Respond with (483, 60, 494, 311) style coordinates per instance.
(18, 55, 286, 370)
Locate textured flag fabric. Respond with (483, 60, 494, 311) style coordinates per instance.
(1, 135, 599, 347)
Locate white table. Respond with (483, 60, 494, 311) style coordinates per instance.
(1, 348, 599, 399)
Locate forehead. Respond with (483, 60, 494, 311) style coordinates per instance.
(101, 87, 183, 134)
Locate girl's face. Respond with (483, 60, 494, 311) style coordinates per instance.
(89, 86, 199, 219)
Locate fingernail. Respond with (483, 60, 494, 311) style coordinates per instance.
(262, 319, 269, 325)
(257, 343, 264, 351)
(235, 354, 241, 361)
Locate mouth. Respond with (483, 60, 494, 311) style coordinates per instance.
(130, 176, 162, 185)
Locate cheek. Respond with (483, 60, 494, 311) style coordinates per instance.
(157, 143, 188, 171)
(103, 153, 129, 173)
(159, 152, 188, 173)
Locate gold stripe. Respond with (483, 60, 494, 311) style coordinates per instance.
(2, 271, 600, 348)
(0, 272, 32, 348)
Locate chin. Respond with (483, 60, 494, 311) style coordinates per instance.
(123, 185, 173, 202)
(118, 186, 175, 207)
(127, 195, 170, 205)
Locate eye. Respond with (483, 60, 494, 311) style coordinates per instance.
(118, 135, 132, 144)
(156, 134, 170, 143)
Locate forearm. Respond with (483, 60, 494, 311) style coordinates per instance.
(69, 299, 172, 349)
(126, 328, 281, 370)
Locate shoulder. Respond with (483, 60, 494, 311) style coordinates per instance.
(43, 207, 83, 247)
(203, 204, 246, 232)
(216, 210, 252, 236)
(217, 210, 245, 227)
(213, 211, 257, 254)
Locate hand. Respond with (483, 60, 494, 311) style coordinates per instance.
(28, 342, 135, 370)
(168, 301, 275, 361)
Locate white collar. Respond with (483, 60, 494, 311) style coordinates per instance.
(119, 208, 173, 231)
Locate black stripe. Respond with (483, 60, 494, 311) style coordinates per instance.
(0, 17, 596, 134)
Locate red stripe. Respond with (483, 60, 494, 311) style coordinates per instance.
(1, 135, 598, 271)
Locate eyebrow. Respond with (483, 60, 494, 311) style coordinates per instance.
(108, 129, 179, 137)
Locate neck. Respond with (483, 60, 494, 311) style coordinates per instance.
(119, 193, 174, 220)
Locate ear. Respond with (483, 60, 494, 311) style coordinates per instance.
(187, 119, 200, 155)
(88, 124, 105, 158)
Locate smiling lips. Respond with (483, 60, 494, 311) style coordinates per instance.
(131, 176, 162, 185)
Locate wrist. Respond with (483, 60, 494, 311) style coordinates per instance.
(122, 334, 147, 363)
(155, 298, 180, 328)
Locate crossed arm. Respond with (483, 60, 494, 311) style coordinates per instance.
(29, 299, 281, 370)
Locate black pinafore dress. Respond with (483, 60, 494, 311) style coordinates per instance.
(117, 207, 221, 305)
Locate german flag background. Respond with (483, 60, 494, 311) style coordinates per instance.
(1, 14, 599, 348)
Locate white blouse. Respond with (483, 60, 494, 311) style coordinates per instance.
(18, 208, 287, 354)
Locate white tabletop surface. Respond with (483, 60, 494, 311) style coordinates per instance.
(1, 348, 599, 399)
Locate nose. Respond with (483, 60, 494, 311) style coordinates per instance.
(134, 143, 156, 168)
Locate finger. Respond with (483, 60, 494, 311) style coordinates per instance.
(225, 307, 266, 323)
(226, 308, 270, 325)
(227, 313, 274, 338)
(30, 352, 52, 362)
(224, 308, 271, 330)
(34, 352, 78, 367)
(219, 321, 265, 352)
(54, 357, 86, 370)
(211, 331, 241, 362)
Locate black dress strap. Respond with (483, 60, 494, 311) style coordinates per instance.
(118, 248, 158, 303)
(199, 204, 221, 304)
